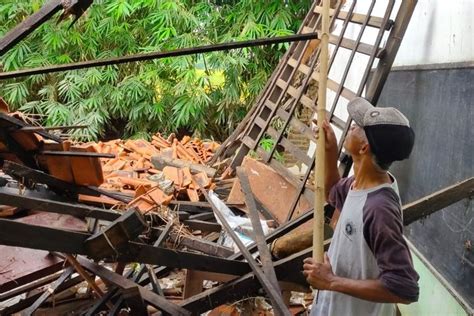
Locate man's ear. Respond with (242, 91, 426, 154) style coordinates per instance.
(359, 142, 370, 155)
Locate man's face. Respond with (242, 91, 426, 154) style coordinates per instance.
(343, 123, 369, 155)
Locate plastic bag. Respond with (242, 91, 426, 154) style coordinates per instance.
(208, 190, 270, 253)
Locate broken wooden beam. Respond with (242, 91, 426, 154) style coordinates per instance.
(20, 266, 75, 315)
(231, 208, 314, 261)
(3, 160, 129, 202)
(0, 218, 89, 253)
(64, 254, 111, 307)
(0, 186, 122, 221)
(237, 167, 280, 292)
(121, 286, 148, 316)
(272, 178, 474, 259)
(75, 256, 191, 316)
(0, 0, 63, 55)
(0, 112, 62, 143)
(180, 241, 331, 314)
(14, 124, 88, 132)
(403, 177, 474, 225)
(153, 227, 234, 258)
(0, 274, 84, 315)
(0, 219, 251, 275)
(84, 208, 147, 259)
(183, 219, 222, 233)
(202, 187, 290, 316)
(152, 155, 217, 178)
(40, 150, 116, 159)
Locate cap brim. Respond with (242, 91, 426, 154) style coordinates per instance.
(347, 97, 373, 127)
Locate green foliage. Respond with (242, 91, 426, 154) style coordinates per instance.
(0, 0, 310, 141)
(258, 136, 285, 163)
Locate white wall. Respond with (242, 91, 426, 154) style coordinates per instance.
(394, 0, 474, 66)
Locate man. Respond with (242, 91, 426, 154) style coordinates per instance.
(303, 97, 419, 316)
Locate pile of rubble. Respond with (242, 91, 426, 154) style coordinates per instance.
(0, 107, 315, 315)
(84, 134, 219, 209)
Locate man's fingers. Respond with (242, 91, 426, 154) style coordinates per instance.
(303, 258, 314, 264)
(303, 263, 315, 270)
(324, 252, 330, 264)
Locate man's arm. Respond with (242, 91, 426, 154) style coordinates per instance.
(303, 254, 413, 304)
(329, 276, 411, 304)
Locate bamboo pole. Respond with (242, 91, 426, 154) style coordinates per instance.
(313, 0, 330, 263)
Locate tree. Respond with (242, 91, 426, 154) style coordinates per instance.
(0, 0, 310, 141)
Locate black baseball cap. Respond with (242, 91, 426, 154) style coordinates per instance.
(347, 97, 415, 164)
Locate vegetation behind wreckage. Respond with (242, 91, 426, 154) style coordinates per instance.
(0, 0, 310, 141)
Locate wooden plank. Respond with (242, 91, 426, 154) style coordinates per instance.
(0, 275, 84, 315)
(301, 28, 385, 56)
(39, 150, 115, 158)
(183, 269, 204, 299)
(0, 270, 64, 302)
(15, 124, 88, 132)
(0, 218, 89, 254)
(181, 241, 331, 313)
(84, 209, 147, 259)
(253, 194, 280, 224)
(0, 0, 63, 56)
(65, 254, 110, 306)
(0, 186, 122, 221)
(237, 168, 281, 292)
(288, 58, 358, 101)
(122, 242, 251, 276)
(145, 264, 164, 296)
(365, 0, 417, 104)
(21, 267, 74, 315)
(0, 112, 62, 143)
(403, 177, 474, 225)
(155, 220, 174, 246)
(154, 227, 234, 258)
(2, 160, 129, 203)
(0, 34, 318, 80)
(0, 218, 250, 276)
(314, 6, 393, 30)
(76, 256, 191, 316)
(121, 286, 148, 316)
(267, 127, 313, 167)
(201, 188, 290, 316)
(329, 34, 385, 57)
(183, 219, 222, 232)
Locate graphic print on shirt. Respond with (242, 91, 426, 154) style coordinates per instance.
(343, 220, 356, 241)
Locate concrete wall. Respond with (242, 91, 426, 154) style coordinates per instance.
(394, 0, 474, 67)
(378, 66, 474, 311)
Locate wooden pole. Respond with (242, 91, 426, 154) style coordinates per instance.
(313, 0, 330, 263)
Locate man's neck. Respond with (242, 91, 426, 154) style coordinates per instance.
(352, 156, 391, 190)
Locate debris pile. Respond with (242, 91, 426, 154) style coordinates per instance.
(89, 134, 219, 208)
(0, 105, 317, 315)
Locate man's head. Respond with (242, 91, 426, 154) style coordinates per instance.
(344, 97, 415, 170)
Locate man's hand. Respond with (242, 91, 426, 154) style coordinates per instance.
(312, 119, 338, 153)
(303, 253, 336, 290)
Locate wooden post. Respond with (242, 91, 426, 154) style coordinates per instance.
(313, 0, 330, 263)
